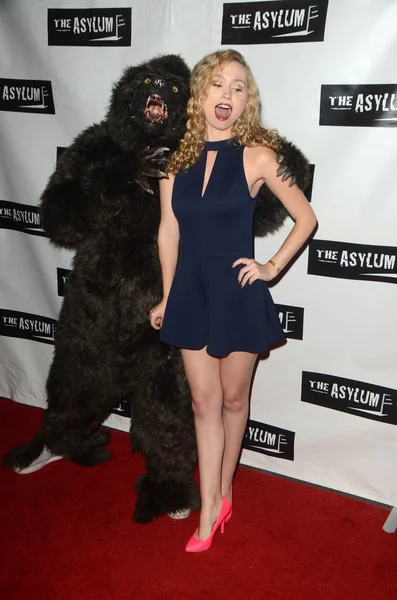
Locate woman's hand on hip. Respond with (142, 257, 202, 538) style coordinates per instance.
(149, 298, 167, 330)
(232, 258, 278, 287)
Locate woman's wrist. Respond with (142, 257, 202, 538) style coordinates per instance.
(266, 259, 281, 274)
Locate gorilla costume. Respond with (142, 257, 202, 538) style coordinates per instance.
(3, 54, 310, 523)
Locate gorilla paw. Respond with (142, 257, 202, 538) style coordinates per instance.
(132, 474, 200, 523)
(135, 146, 170, 194)
(2, 437, 45, 470)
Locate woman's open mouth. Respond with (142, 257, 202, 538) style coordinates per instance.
(215, 103, 232, 121)
(144, 94, 168, 123)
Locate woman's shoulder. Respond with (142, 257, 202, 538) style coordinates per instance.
(245, 144, 277, 159)
(244, 144, 277, 168)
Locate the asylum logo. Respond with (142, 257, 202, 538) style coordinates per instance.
(221, 0, 329, 45)
(308, 240, 397, 285)
(301, 372, 397, 425)
(243, 419, 295, 460)
(57, 268, 71, 297)
(275, 304, 304, 340)
(0, 201, 46, 237)
(48, 8, 132, 46)
(0, 309, 57, 345)
(320, 84, 397, 127)
(0, 78, 55, 114)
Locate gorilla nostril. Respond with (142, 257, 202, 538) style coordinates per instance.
(154, 78, 165, 88)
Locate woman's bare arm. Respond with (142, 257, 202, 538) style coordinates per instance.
(158, 174, 180, 299)
(249, 145, 317, 274)
(235, 146, 317, 286)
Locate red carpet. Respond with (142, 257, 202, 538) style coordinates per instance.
(1, 398, 396, 600)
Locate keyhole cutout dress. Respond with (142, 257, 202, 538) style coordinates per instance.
(159, 137, 285, 357)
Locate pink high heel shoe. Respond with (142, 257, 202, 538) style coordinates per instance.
(225, 485, 233, 523)
(185, 496, 231, 553)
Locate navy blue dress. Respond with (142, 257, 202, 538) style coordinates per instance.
(159, 137, 285, 357)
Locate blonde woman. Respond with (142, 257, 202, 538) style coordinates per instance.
(150, 49, 317, 552)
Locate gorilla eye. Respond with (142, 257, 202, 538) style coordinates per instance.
(172, 85, 179, 93)
(144, 78, 151, 84)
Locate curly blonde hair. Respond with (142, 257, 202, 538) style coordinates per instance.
(168, 49, 280, 174)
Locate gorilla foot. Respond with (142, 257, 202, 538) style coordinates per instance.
(132, 474, 200, 523)
(14, 447, 62, 474)
(2, 437, 61, 474)
(168, 508, 192, 520)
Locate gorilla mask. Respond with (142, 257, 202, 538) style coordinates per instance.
(106, 54, 190, 150)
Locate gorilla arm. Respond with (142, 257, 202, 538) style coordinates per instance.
(40, 122, 117, 249)
(41, 121, 169, 249)
(253, 138, 311, 238)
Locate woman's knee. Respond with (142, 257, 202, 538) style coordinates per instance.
(191, 388, 222, 417)
(222, 388, 248, 413)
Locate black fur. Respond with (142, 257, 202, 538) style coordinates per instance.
(3, 54, 199, 522)
(254, 138, 311, 237)
(3, 54, 310, 522)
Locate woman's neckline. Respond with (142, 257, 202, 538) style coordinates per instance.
(203, 137, 239, 151)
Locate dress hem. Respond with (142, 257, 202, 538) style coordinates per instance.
(159, 336, 286, 358)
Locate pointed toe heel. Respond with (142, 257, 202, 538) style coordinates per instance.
(185, 496, 231, 553)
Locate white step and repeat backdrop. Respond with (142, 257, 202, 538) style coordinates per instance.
(1, 0, 396, 505)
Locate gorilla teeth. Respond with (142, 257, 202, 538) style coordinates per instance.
(144, 94, 168, 122)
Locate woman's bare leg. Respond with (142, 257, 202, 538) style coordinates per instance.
(180, 347, 224, 540)
(220, 352, 258, 500)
